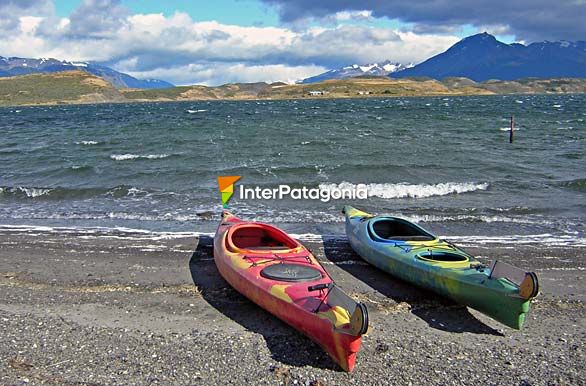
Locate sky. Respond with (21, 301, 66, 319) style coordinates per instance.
(0, 0, 584, 86)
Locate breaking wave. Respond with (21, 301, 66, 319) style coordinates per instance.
(320, 182, 489, 199)
(0, 185, 153, 200)
(110, 154, 170, 161)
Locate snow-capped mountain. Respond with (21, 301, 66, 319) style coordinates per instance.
(0, 56, 173, 89)
(394, 33, 586, 81)
(299, 60, 412, 84)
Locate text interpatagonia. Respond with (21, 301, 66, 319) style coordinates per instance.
(239, 184, 367, 203)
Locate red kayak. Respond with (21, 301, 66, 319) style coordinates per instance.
(213, 211, 368, 371)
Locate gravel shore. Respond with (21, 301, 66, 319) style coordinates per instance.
(0, 227, 584, 385)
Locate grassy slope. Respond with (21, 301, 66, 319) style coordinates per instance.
(261, 77, 494, 98)
(1, 71, 585, 107)
(121, 82, 272, 101)
(0, 71, 124, 106)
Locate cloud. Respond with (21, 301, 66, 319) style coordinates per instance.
(0, 0, 52, 32)
(260, 0, 586, 42)
(124, 62, 328, 86)
(0, 1, 457, 85)
(67, 0, 128, 38)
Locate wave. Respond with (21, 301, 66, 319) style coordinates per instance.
(76, 140, 99, 145)
(319, 182, 488, 199)
(0, 185, 154, 200)
(0, 224, 198, 240)
(445, 234, 586, 247)
(560, 178, 586, 192)
(1, 224, 584, 247)
(403, 214, 557, 226)
(110, 154, 170, 161)
(0, 186, 53, 198)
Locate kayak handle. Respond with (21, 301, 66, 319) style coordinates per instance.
(308, 283, 330, 292)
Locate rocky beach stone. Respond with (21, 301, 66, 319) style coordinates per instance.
(0, 229, 584, 385)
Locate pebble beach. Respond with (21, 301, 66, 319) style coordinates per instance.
(0, 226, 583, 385)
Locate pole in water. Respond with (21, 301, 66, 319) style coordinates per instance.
(509, 116, 514, 143)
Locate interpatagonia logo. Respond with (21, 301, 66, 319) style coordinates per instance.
(217, 176, 241, 208)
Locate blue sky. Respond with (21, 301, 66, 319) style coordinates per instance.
(1, 0, 583, 85)
(54, 0, 281, 26)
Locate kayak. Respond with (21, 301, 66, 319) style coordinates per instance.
(343, 206, 539, 330)
(213, 211, 368, 371)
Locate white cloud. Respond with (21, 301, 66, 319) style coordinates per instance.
(0, 2, 459, 85)
(125, 63, 327, 86)
(332, 10, 373, 22)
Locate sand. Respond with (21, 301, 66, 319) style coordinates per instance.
(0, 227, 584, 385)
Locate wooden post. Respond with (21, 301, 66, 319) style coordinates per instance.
(509, 116, 514, 143)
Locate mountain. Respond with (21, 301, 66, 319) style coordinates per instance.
(0, 56, 173, 89)
(299, 60, 411, 83)
(393, 32, 586, 81)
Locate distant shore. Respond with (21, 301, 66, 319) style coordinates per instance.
(0, 226, 583, 385)
(1, 70, 586, 107)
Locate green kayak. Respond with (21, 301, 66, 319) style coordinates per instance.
(343, 205, 539, 329)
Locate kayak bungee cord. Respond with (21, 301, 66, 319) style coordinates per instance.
(243, 253, 313, 267)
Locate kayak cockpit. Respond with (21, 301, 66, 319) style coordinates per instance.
(227, 223, 300, 253)
(368, 217, 436, 242)
(417, 251, 468, 263)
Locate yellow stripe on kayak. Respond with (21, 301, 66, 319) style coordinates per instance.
(270, 284, 293, 303)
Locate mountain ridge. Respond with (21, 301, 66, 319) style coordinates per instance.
(300, 60, 411, 83)
(393, 32, 586, 81)
(0, 56, 173, 89)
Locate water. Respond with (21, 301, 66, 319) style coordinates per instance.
(1, 95, 585, 242)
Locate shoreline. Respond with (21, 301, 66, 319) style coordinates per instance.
(0, 227, 583, 385)
(2, 70, 586, 107)
(2, 90, 586, 108)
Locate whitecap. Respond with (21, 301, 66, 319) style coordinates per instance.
(110, 154, 169, 161)
(16, 187, 53, 198)
(319, 181, 489, 199)
(110, 154, 140, 161)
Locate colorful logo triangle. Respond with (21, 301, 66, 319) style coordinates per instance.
(217, 176, 241, 208)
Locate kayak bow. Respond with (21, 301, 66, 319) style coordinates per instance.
(213, 211, 368, 371)
(343, 205, 539, 329)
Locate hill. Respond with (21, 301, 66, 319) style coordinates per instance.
(1, 71, 586, 107)
(0, 71, 124, 106)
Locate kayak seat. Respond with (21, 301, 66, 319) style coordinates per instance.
(230, 225, 298, 250)
(260, 263, 322, 282)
